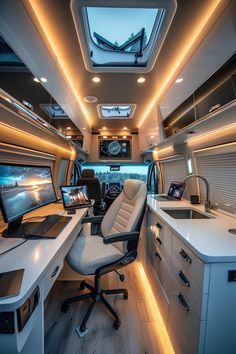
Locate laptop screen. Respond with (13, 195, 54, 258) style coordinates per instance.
(167, 181, 186, 200)
(60, 185, 91, 209)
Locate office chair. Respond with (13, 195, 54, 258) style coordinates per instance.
(61, 179, 147, 336)
(77, 169, 106, 215)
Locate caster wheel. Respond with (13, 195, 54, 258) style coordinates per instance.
(76, 325, 88, 337)
(123, 292, 128, 300)
(113, 319, 121, 330)
(61, 303, 69, 313)
(79, 281, 86, 290)
(120, 274, 125, 282)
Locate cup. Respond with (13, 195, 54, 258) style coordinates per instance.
(190, 195, 200, 204)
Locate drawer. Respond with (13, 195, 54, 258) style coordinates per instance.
(149, 214, 172, 266)
(171, 258, 208, 320)
(151, 241, 171, 294)
(168, 275, 206, 354)
(172, 235, 208, 293)
(44, 253, 64, 298)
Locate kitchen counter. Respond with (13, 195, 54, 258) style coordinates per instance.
(147, 195, 236, 262)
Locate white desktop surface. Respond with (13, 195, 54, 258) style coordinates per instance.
(0, 203, 88, 354)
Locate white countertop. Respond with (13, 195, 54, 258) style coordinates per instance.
(147, 195, 236, 263)
(0, 203, 87, 306)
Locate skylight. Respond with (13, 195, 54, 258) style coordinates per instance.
(87, 7, 158, 55)
(71, 0, 177, 73)
(98, 104, 136, 119)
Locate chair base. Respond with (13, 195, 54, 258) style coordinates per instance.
(61, 280, 128, 336)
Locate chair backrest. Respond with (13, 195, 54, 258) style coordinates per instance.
(77, 169, 102, 203)
(101, 179, 147, 253)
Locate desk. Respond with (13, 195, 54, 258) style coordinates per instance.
(0, 203, 87, 354)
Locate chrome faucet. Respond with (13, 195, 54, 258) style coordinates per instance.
(183, 174, 211, 213)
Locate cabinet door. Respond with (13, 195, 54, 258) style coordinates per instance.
(168, 274, 206, 354)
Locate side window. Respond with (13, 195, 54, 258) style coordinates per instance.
(147, 162, 158, 194)
(58, 159, 69, 191)
(70, 162, 82, 185)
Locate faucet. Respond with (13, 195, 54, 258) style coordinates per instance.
(183, 174, 211, 213)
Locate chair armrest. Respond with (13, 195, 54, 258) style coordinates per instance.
(82, 215, 104, 224)
(103, 231, 139, 245)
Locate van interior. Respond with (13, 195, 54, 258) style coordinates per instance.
(0, 1, 236, 353)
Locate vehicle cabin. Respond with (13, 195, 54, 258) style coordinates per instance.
(0, 1, 236, 354)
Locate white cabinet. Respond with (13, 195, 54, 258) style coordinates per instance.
(146, 208, 236, 354)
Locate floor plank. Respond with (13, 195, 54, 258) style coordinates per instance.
(44, 263, 174, 354)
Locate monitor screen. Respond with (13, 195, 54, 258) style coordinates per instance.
(0, 164, 56, 223)
(99, 139, 131, 159)
(167, 181, 186, 200)
(60, 185, 91, 209)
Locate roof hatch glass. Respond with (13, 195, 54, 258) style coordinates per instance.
(98, 104, 135, 119)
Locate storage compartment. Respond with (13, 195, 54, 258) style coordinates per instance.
(43, 255, 64, 298)
(163, 95, 195, 138)
(172, 235, 208, 293)
(149, 213, 172, 265)
(168, 276, 205, 354)
(151, 241, 171, 294)
(171, 257, 207, 319)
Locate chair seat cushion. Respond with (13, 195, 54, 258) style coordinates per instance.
(66, 235, 124, 275)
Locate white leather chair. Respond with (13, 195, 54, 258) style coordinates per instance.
(61, 179, 147, 336)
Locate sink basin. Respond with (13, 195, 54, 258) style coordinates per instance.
(161, 208, 213, 219)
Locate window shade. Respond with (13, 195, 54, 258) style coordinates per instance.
(196, 152, 236, 215)
(160, 157, 187, 193)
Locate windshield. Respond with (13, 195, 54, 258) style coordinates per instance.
(86, 7, 159, 53)
(82, 163, 148, 184)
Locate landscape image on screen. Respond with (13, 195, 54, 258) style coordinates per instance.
(61, 186, 90, 208)
(0, 164, 56, 222)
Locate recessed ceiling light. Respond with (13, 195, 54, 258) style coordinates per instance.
(123, 136, 127, 139)
(82, 127, 86, 130)
(67, 135, 72, 139)
(175, 77, 183, 83)
(137, 77, 146, 83)
(67, 126, 71, 130)
(83, 96, 98, 103)
(92, 76, 101, 83)
(103, 135, 107, 139)
(43, 123, 48, 127)
(102, 126, 107, 130)
(123, 127, 127, 130)
(40, 77, 47, 83)
(150, 135, 155, 139)
(33, 77, 40, 83)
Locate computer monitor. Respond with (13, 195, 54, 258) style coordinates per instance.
(0, 163, 56, 236)
(60, 185, 91, 210)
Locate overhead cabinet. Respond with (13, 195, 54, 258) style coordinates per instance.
(163, 53, 236, 138)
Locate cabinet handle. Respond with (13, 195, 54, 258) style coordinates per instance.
(155, 251, 162, 261)
(51, 265, 59, 278)
(178, 270, 190, 287)
(177, 292, 189, 312)
(179, 249, 192, 264)
(156, 237, 162, 245)
(156, 222, 162, 229)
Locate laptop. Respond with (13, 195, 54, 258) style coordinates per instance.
(60, 185, 92, 211)
(154, 181, 186, 201)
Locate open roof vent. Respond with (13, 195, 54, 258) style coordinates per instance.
(97, 104, 136, 119)
(71, 0, 177, 73)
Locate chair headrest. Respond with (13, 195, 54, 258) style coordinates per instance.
(81, 169, 95, 178)
(123, 179, 145, 200)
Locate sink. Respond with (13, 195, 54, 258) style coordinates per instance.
(161, 208, 213, 219)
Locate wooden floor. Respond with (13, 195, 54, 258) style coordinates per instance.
(44, 263, 173, 354)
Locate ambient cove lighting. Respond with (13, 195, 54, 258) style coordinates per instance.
(135, 262, 175, 354)
(138, 0, 222, 128)
(28, 0, 90, 125)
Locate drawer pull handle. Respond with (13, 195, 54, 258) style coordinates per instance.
(156, 237, 162, 245)
(155, 251, 162, 261)
(177, 292, 189, 312)
(51, 265, 59, 278)
(179, 249, 192, 264)
(178, 270, 190, 287)
(156, 222, 162, 230)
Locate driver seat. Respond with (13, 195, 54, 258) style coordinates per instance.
(77, 169, 105, 214)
